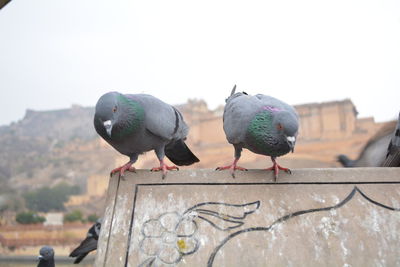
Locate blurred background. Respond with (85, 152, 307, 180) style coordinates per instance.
(0, 0, 399, 265)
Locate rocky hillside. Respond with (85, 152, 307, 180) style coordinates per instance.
(0, 105, 117, 194)
(0, 105, 96, 140)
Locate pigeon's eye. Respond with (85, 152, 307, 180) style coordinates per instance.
(277, 124, 283, 130)
(112, 106, 117, 113)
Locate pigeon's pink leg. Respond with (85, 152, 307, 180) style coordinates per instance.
(216, 158, 248, 178)
(151, 159, 179, 179)
(264, 157, 291, 181)
(110, 162, 136, 178)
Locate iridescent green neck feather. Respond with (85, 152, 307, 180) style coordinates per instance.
(247, 111, 274, 154)
(114, 94, 145, 139)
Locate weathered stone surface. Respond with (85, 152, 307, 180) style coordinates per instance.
(95, 168, 400, 267)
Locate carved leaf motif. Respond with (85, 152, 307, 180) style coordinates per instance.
(184, 201, 260, 231)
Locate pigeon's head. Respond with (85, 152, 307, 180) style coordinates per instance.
(94, 92, 143, 140)
(94, 92, 121, 138)
(96, 217, 103, 225)
(95, 219, 102, 235)
(38, 246, 54, 261)
(273, 111, 299, 152)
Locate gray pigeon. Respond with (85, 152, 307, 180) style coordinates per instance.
(337, 120, 396, 167)
(37, 246, 55, 267)
(70, 219, 101, 264)
(382, 112, 400, 167)
(217, 85, 299, 180)
(94, 92, 199, 179)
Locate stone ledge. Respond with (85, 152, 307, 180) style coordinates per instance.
(96, 168, 400, 267)
(103, 167, 399, 183)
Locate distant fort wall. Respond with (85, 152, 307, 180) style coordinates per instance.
(185, 98, 380, 145)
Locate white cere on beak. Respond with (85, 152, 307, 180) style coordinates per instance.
(103, 120, 112, 127)
(287, 136, 296, 142)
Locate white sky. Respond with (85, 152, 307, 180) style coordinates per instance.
(0, 0, 399, 126)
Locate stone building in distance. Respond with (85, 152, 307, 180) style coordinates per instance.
(295, 99, 378, 141)
(179, 98, 381, 145)
(173, 98, 388, 169)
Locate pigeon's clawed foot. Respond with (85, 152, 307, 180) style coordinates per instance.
(265, 158, 291, 181)
(110, 162, 136, 178)
(151, 160, 179, 179)
(216, 159, 248, 178)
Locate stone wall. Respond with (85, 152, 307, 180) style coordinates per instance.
(96, 168, 400, 267)
(295, 99, 358, 140)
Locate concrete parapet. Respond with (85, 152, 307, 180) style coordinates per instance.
(96, 168, 400, 266)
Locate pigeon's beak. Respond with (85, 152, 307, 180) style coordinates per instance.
(38, 255, 43, 260)
(287, 136, 296, 153)
(103, 120, 113, 137)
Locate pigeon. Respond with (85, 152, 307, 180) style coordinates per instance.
(337, 120, 396, 167)
(382, 112, 400, 167)
(94, 92, 199, 179)
(216, 85, 299, 180)
(337, 154, 357, 167)
(37, 246, 55, 267)
(69, 219, 101, 264)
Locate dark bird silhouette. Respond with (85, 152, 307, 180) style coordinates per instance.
(0, 0, 12, 10)
(37, 246, 55, 267)
(216, 85, 299, 180)
(94, 92, 199, 179)
(69, 219, 101, 264)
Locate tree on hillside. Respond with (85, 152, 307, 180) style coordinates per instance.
(64, 210, 84, 223)
(16, 211, 45, 224)
(23, 182, 80, 212)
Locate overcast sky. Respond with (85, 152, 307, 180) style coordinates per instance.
(0, 0, 399, 126)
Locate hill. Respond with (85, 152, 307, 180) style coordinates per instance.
(0, 105, 117, 195)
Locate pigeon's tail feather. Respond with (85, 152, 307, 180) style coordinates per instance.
(337, 154, 356, 167)
(73, 253, 89, 264)
(69, 237, 97, 263)
(225, 85, 248, 103)
(165, 139, 200, 166)
(230, 85, 237, 96)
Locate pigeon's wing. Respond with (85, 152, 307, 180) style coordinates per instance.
(353, 134, 391, 167)
(255, 94, 298, 118)
(352, 120, 396, 167)
(223, 94, 261, 144)
(129, 94, 188, 141)
(382, 112, 400, 167)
